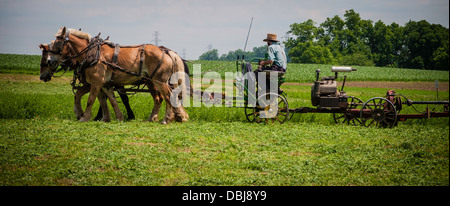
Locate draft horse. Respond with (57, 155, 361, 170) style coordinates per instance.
(39, 42, 136, 121)
(48, 27, 189, 124)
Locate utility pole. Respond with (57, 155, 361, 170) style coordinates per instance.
(153, 31, 161, 46)
(181, 48, 186, 59)
(281, 32, 290, 44)
(207, 44, 212, 52)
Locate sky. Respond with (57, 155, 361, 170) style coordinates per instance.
(0, 0, 448, 60)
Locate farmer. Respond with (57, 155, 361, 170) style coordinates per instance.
(258, 33, 287, 72)
(252, 33, 288, 93)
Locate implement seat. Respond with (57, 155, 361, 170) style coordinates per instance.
(257, 70, 286, 95)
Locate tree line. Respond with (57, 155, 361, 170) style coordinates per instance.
(199, 45, 268, 61)
(199, 9, 449, 70)
(286, 9, 449, 70)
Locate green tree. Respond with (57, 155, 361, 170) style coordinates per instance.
(289, 41, 334, 64)
(432, 44, 449, 70)
(319, 15, 345, 53)
(371, 20, 394, 66)
(343, 9, 361, 46)
(341, 9, 373, 56)
(217, 45, 267, 61)
(199, 49, 219, 60)
(339, 53, 375, 66)
(402, 20, 449, 69)
(251, 45, 268, 58)
(283, 10, 449, 69)
(286, 19, 318, 49)
(388, 22, 405, 67)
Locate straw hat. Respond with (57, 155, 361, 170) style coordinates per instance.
(263, 33, 279, 42)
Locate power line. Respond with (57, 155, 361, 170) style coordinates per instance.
(153, 31, 161, 46)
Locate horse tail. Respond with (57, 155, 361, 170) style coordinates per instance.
(182, 60, 194, 95)
(170, 51, 189, 105)
(183, 60, 190, 76)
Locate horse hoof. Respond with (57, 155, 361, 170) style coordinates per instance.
(79, 118, 89, 122)
(160, 121, 167, 125)
(148, 116, 158, 122)
(145, 117, 157, 122)
(175, 116, 188, 123)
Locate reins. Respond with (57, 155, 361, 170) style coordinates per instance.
(51, 65, 69, 77)
(61, 32, 103, 67)
(49, 31, 102, 79)
(53, 31, 175, 95)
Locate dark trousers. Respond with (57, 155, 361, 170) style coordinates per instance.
(253, 65, 284, 94)
(257, 64, 285, 72)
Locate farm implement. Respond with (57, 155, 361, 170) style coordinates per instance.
(235, 55, 449, 127)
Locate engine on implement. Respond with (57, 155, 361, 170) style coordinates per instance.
(234, 52, 448, 127)
(311, 66, 356, 109)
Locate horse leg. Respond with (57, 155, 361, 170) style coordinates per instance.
(174, 105, 189, 122)
(94, 90, 107, 121)
(154, 82, 175, 125)
(117, 86, 135, 120)
(94, 107, 103, 121)
(168, 75, 189, 123)
(74, 84, 90, 120)
(170, 91, 189, 123)
(102, 87, 124, 122)
(146, 83, 163, 122)
(162, 99, 175, 125)
(80, 84, 102, 122)
(97, 90, 111, 122)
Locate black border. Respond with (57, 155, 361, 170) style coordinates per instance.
(2, 186, 448, 204)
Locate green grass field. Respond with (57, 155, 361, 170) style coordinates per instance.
(189, 60, 450, 83)
(2, 54, 449, 82)
(0, 54, 448, 185)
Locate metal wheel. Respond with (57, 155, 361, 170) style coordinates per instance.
(244, 103, 256, 122)
(360, 97, 397, 128)
(333, 96, 364, 126)
(280, 91, 295, 120)
(254, 93, 289, 124)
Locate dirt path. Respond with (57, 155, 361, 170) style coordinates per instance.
(1, 73, 448, 91)
(284, 81, 449, 91)
(0, 73, 72, 83)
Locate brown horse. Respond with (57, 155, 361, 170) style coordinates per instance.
(39, 43, 60, 82)
(39, 43, 136, 121)
(48, 27, 189, 124)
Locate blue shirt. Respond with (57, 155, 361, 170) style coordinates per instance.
(268, 43, 287, 70)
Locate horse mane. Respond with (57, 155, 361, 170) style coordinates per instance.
(54, 28, 92, 42)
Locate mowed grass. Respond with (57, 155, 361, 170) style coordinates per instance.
(1, 119, 448, 186)
(0, 73, 448, 186)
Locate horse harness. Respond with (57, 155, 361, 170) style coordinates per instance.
(100, 43, 167, 82)
(61, 34, 174, 92)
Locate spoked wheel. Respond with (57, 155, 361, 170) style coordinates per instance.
(244, 103, 256, 122)
(360, 97, 397, 128)
(254, 93, 289, 124)
(333, 96, 364, 126)
(280, 91, 295, 120)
